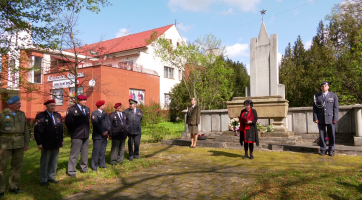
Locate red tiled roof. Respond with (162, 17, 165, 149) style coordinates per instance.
(69, 24, 174, 57)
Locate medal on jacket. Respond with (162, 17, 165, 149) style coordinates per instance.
(45, 119, 48, 123)
(5, 122, 10, 130)
(75, 110, 77, 113)
(314, 94, 326, 108)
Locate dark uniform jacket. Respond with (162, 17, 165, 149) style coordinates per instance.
(34, 111, 63, 150)
(109, 111, 127, 140)
(65, 104, 90, 139)
(186, 105, 200, 125)
(124, 108, 143, 135)
(313, 92, 339, 124)
(239, 109, 259, 146)
(91, 110, 111, 140)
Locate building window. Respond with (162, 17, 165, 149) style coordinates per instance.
(129, 89, 145, 105)
(33, 57, 42, 83)
(69, 87, 84, 105)
(164, 94, 171, 108)
(8, 59, 17, 87)
(51, 89, 63, 105)
(178, 69, 182, 81)
(164, 66, 174, 79)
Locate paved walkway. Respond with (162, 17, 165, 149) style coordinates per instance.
(62, 145, 257, 200)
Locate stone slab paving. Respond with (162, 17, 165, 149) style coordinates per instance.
(62, 146, 255, 200)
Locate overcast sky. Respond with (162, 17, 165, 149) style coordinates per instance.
(75, 0, 343, 74)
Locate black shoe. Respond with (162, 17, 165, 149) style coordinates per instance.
(9, 188, 23, 194)
(250, 155, 254, 160)
(129, 157, 133, 161)
(100, 166, 108, 169)
(0, 192, 4, 198)
(40, 182, 50, 187)
(68, 174, 76, 178)
(80, 170, 88, 173)
(320, 151, 326, 156)
(135, 156, 140, 159)
(119, 161, 124, 164)
(48, 180, 59, 184)
(329, 151, 334, 157)
(242, 155, 248, 159)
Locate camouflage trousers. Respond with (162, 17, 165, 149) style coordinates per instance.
(0, 148, 24, 193)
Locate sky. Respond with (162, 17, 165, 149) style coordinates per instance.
(75, 0, 343, 74)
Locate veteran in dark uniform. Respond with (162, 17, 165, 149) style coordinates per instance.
(0, 96, 29, 197)
(186, 97, 200, 148)
(109, 103, 127, 165)
(91, 100, 110, 171)
(124, 99, 143, 161)
(313, 82, 339, 156)
(65, 95, 90, 177)
(34, 99, 63, 186)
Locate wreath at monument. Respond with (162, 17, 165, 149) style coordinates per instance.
(228, 118, 240, 136)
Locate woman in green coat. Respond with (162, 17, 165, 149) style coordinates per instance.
(186, 98, 200, 148)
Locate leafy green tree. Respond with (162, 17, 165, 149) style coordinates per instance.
(149, 33, 235, 111)
(224, 58, 249, 97)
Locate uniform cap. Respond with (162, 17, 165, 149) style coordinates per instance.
(320, 82, 329, 86)
(77, 95, 87, 100)
(96, 100, 105, 107)
(114, 103, 122, 108)
(129, 99, 138, 104)
(44, 99, 56, 105)
(7, 96, 20, 104)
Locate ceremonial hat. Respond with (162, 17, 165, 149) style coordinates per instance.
(77, 95, 87, 100)
(7, 96, 20, 104)
(44, 99, 56, 105)
(129, 99, 138, 104)
(114, 103, 122, 108)
(96, 100, 105, 107)
(320, 82, 329, 86)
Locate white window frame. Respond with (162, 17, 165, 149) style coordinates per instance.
(29, 56, 43, 84)
(164, 66, 174, 79)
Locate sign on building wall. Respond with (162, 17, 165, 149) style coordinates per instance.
(51, 89, 63, 105)
(129, 89, 145, 105)
(47, 72, 84, 82)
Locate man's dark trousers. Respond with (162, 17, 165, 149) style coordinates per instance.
(318, 123, 335, 152)
(128, 134, 141, 159)
(91, 138, 107, 170)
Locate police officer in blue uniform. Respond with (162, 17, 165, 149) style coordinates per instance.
(65, 95, 91, 177)
(124, 99, 143, 161)
(109, 103, 127, 165)
(91, 100, 110, 171)
(313, 82, 339, 156)
(34, 99, 63, 186)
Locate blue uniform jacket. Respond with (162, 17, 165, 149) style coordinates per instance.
(91, 110, 111, 140)
(313, 92, 339, 124)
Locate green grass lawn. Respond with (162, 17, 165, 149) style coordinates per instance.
(2, 121, 362, 199)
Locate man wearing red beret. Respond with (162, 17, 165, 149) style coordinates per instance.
(65, 94, 91, 177)
(91, 100, 110, 171)
(108, 103, 127, 165)
(34, 99, 63, 186)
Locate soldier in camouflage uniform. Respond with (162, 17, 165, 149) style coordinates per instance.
(0, 96, 29, 197)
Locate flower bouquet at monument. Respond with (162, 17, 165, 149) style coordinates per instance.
(266, 125, 274, 132)
(198, 133, 207, 140)
(228, 118, 241, 136)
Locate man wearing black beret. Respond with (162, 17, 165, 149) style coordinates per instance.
(313, 82, 339, 156)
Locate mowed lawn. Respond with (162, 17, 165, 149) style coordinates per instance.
(1, 121, 361, 199)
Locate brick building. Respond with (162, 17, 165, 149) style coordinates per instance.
(1, 24, 184, 118)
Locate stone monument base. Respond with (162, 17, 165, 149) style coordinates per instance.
(260, 131, 294, 137)
(222, 131, 237, 136)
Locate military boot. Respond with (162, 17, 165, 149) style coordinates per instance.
(320, 151, 326, 156)
(242, 151, 248, 159)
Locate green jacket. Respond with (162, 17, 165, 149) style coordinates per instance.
(0, 108, 29, 149)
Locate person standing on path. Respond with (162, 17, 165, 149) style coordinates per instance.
(186, 98, 200, 148)
(109, 103, 127, 165)
(239, 100, 259, 160)
(65, 95, 90, 177)
(0, 96, 29, 197)
(91, 100, 111, 171)
(124, 99, 143, 161)
(34, 99, 64, 187)
(313, 81, 339, 156)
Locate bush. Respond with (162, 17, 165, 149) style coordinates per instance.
(137, 101, 169, 126)
(147, 124, 172, 143)
(26, 118, 35, 141)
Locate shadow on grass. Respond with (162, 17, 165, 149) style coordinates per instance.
(208, 150, 241, 158)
